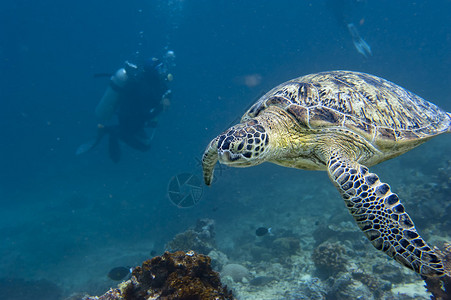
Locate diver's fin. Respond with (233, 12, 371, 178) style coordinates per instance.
(347, 23, 372, 58)
(359, 38, 372, 56)
(76, 125, 108, 156)
(76, 140, 97, 156)
(352, 38, 372, 58)
(109, 134, 121, 163)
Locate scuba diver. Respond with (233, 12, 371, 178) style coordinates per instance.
(327, 0, 372, 57)
(77, 51, 175, 162)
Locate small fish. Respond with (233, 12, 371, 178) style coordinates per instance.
(107, 266, 131, 281)
(255, 227, 272, 237)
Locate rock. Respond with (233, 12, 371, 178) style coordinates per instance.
(208, 250, 229, 271)
(311, 241, 348, 279)
(83, 251, 234, 300)
(272, 237, 301, 256)
(249, 276, 276, 286)
(165, 218, 216, 254)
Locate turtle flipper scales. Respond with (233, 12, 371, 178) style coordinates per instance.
(202, 137, 219, 186)
(327, 153, 450, 277)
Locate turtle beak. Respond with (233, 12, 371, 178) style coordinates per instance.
(202, 137, 219, 186)
(202, 121, 270, 185)
(218, 149, 243, 164)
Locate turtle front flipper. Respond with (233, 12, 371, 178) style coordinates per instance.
(202, 137, 220, 186)
(327, 153, 450, 277)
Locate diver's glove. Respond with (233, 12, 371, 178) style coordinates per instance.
(347, 23, 372, 58)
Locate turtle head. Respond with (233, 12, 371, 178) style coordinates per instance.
(202, 119, 270, 185)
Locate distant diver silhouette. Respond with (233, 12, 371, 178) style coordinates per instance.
(77, 52, 174, 162)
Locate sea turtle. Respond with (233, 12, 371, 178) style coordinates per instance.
(202, 71, 451, 277)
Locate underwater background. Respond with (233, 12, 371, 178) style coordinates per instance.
(1, 0, 451, 299)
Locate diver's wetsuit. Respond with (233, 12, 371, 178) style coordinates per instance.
(99, 62, 168, 162)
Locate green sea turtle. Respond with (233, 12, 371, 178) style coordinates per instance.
(202, 71, 451, 277)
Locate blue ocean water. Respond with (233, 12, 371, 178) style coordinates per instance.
(1, 0, 450, 299)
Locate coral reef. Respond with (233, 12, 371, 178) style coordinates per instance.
(437, 160, 451, 188)
(233, 228, 301, 264)
(248, 276, 276, 286)
(437, 160, 451, 230)
(424, 275, 451, 300)
(271, 237, 300, 256)
(311, 241, 348, 279)
(351, 269, 381, 292)
(207, 250, 229, 271)
(165, 219, 216, 254)
(279, 275, 327, 299)
(220, 264, 250, 283)
(83, 251, 234, 300)
(372, 263, 405, 284)
(312, 221, 361, 246)
(331, 276, 378, 299)
(351, 268, 392, 299)
(397, 160, 451, 231)
(397, 182, 444, 228)
(423, 242, 451, 300)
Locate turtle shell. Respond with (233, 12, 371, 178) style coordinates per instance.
(244, 71, 451, 148)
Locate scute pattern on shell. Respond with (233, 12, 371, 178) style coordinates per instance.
(245, 71, 451, 143)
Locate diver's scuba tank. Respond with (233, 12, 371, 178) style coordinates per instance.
(95, 67, 129, 123)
